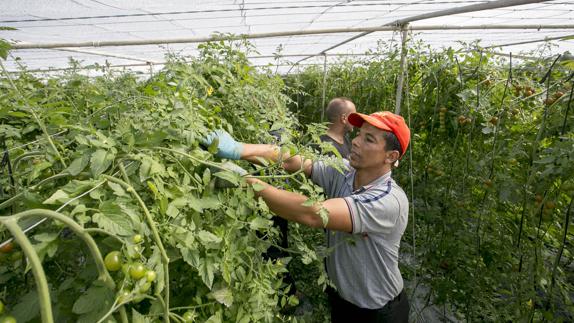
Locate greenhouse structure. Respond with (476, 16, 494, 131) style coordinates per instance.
(1, 0, 573, 322)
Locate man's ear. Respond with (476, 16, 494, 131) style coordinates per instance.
(385, 150, 400, 165)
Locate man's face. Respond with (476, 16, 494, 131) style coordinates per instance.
(349, 123, 396, 169)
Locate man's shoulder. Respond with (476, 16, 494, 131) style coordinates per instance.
(319, 134, 337, 144)
(351, 177, 406, 204)
(388, 179, 408, 203)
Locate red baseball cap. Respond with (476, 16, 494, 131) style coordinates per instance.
(348, 111, 410, 157)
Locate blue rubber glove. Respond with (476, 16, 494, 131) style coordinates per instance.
(201, 129, 243, 160)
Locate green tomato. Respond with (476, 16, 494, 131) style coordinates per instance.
(139, 282, 152, 293)
(182, 311, 195, 322)
(104, 251, 122, 272)
(0, 316, 16, 323)
(132, 234, 143, 244)
(0, 300, 3, 314)
(145, 270, 157, 282)
(133, 295, 146, 303)
(129, 263, 146, 280)
(117, 290, 131, 304)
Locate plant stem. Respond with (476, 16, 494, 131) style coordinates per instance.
(12, 150, 43, 171)
(95, 299, 120, 323)
(0, 172, 70, 210)
(102, 174, 170, 323)
(154, 146, 228, 172)
(3, 209, 115, 289)
(0, 218, 54, 323)
(85, 228, 123, 242)
(119, 306, 129, 323)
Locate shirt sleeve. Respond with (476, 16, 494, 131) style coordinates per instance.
(343, 182, 402, 234)
(311, 160, 334, 189)
(311, 160, 349, 198)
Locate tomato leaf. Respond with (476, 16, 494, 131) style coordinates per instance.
(132, 309, 150, 323)
(188, 195, 221, 212)
(208, 137, 220, 154)
(205, 310, 223, 323)
(31, 232, 59, 263)
(213, 171, 240, 186)
(43, 189, 71, 205)
(90, 149, 114, 177)
(139, 155, 165, 182)
(92, 202, 135, 236)
(210, 287, 233, 307)
(0, 39, 11, 60)
(249, 217, 271, 230)
(149, 246, 165, 294)
(198, 256, 217, 289)
(197, 230, 222, 246)
(107, 181, 127, 197)
(12, 290, 40, 322)
(73, 282, 114, 322)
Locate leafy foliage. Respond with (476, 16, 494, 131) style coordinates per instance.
(0, 40, 328, 322)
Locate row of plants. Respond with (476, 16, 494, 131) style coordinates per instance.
(284, 40, 574, 321)
(0, 40, 335, 322)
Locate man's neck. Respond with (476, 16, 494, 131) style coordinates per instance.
(354, 166, 391, 190)
(326, 127, 345, 144)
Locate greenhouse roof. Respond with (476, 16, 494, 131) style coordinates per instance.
(1, 0, 574, 74)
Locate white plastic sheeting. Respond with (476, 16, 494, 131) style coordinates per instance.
(1, 0, 574, 74)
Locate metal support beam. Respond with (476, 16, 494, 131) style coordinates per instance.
(485, 34, 574, 49)
(307, 0, 552, 60)
(55, 48, 161, 64)
(9, 23, 573, 50)
(395, 26, 409, 115)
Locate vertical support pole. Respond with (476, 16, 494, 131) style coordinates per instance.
(148, 62, 154, 78)
(395, 25, 409, 115)
(321, 53, 328, 122)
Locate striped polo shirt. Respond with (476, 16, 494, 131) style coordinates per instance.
(311, 160, 409, 309)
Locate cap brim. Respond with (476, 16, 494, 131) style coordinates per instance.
(348, 112, 393, 132)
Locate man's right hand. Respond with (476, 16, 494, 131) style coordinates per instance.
(201, 129, 243, 160)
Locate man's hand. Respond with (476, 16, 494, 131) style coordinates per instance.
(201, 129, 243, 160)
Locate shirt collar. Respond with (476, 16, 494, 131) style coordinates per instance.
(346, 169, 392, 194)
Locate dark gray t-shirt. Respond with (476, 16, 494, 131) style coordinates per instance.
(319, 134, 352, 159)
(311, 160, 409, 309)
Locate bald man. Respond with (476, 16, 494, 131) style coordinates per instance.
(321, 97, 356, 159)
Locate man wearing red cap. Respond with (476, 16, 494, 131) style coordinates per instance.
(203, 111, 411, 322)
